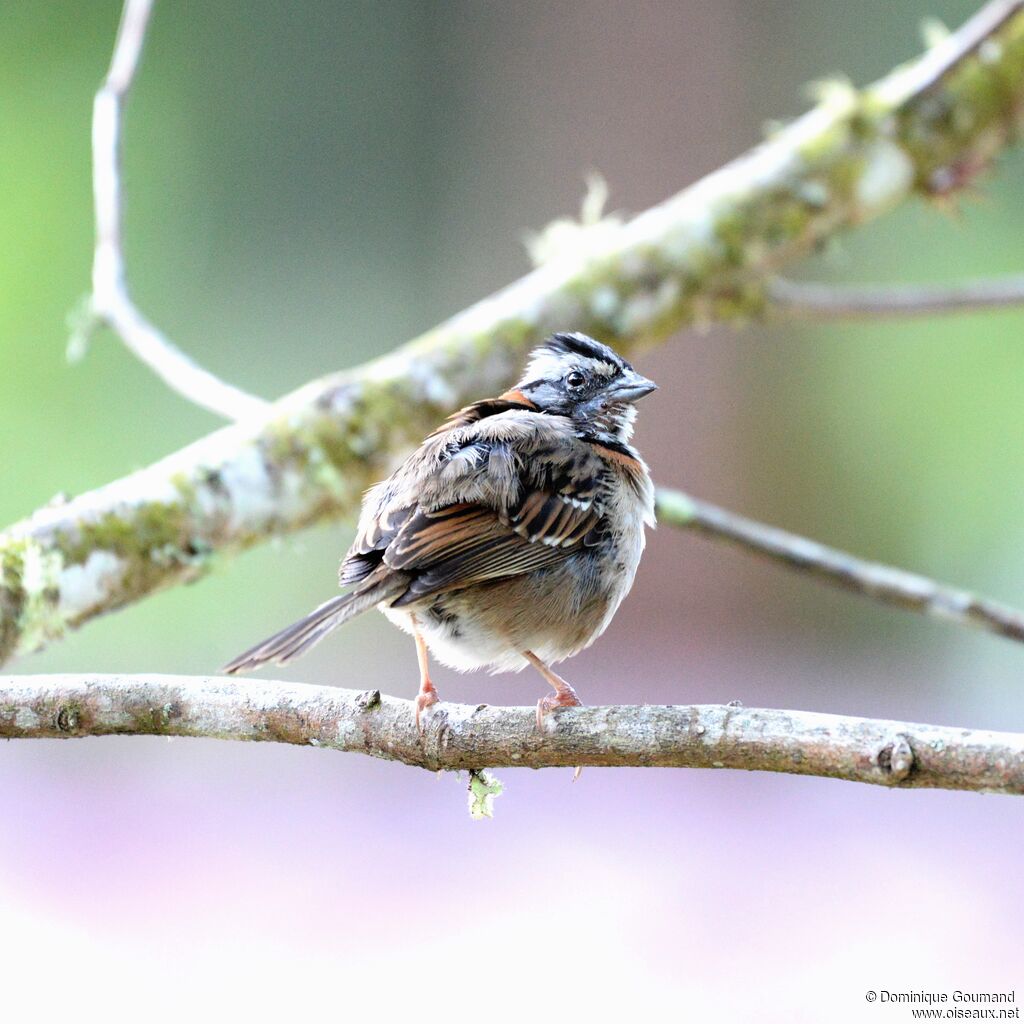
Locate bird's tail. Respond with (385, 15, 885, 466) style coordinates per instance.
(222, 578, 402, 675)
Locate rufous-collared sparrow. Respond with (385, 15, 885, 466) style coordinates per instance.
(224, 332, 657, 729)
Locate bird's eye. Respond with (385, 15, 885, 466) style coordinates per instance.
(565, 370, 586, 388)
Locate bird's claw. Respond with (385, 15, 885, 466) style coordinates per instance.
(535, 685, 583, 730)
(415, 684, 440, 735)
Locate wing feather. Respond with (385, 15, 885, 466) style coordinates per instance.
(339, 405, 609, 606)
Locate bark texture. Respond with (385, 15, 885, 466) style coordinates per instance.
(1, 674, 1021, 795)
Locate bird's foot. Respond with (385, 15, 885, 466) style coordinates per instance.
(415, 681, 441, 735)
(535, 684, 583, 730)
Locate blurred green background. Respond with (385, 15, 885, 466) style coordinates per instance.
(2, 2, 1022, 1019)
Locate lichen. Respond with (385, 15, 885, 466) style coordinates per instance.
(0, 538, 65, 657)
(0, 546, 27, 664)
(525, 173, 625, 267)
(853, 138, 915, 213)
(467, 769, 503, 819)
(58, 549, 125, 618)
(62, 504, 187, 566)
(890, 13, 1024, 194)
(130, 702, 177, 736)
(654, 489, 697, 526)
(55, 501, 208, 619)
(2, 498, 217, 661)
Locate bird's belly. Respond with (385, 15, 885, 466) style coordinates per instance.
(381, 533, 643, 674)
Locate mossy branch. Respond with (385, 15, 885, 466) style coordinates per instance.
(0, 674, 1021, 796)
(3, 1, 1024, 666)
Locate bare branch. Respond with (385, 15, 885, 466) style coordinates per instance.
(5, 1, 1024, 665)
(656, 490, 1024, 644)
(0, 674, 1020, 795)
(768, 275, 1024, 319)
(82, 0, 269, 421)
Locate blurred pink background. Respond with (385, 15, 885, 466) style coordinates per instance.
(2, 1, 1022, 1019)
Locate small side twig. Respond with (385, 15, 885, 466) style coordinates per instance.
(656, 489, 1024, 644)
(768, 275, 1024, 319)
(0, 674, 1020, 795)
(79, 0, 269, 421)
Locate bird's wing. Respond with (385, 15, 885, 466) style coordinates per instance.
(339, 408, 605, 604)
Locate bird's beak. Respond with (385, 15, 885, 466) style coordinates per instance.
(611, 373, 658, 403)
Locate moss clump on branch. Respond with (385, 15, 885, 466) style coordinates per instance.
(0, 545, 29, 663)
(0, 539, 64, 662)
(889, 17, 1024, 193)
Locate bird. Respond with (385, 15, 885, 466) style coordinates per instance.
(223, 331, 657, 730)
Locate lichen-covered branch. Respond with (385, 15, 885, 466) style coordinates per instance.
(3, 1, 1024, 666)
(656, 489, 1024, 643)
(0, 674, 1021, 795)
(74, 0, 269, 421)
(768, 274, 1024, 318)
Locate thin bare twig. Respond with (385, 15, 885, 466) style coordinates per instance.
(0, 674, 1020, 795)
(768, 275, 1024, 319)
(81, 0, 269, 421)
(656, 489, 1024, 644)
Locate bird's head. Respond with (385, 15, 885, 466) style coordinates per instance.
(515, 332, 657, 443)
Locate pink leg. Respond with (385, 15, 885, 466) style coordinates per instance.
(524, 650, 583, 729)
(412, 616, 440, 734)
